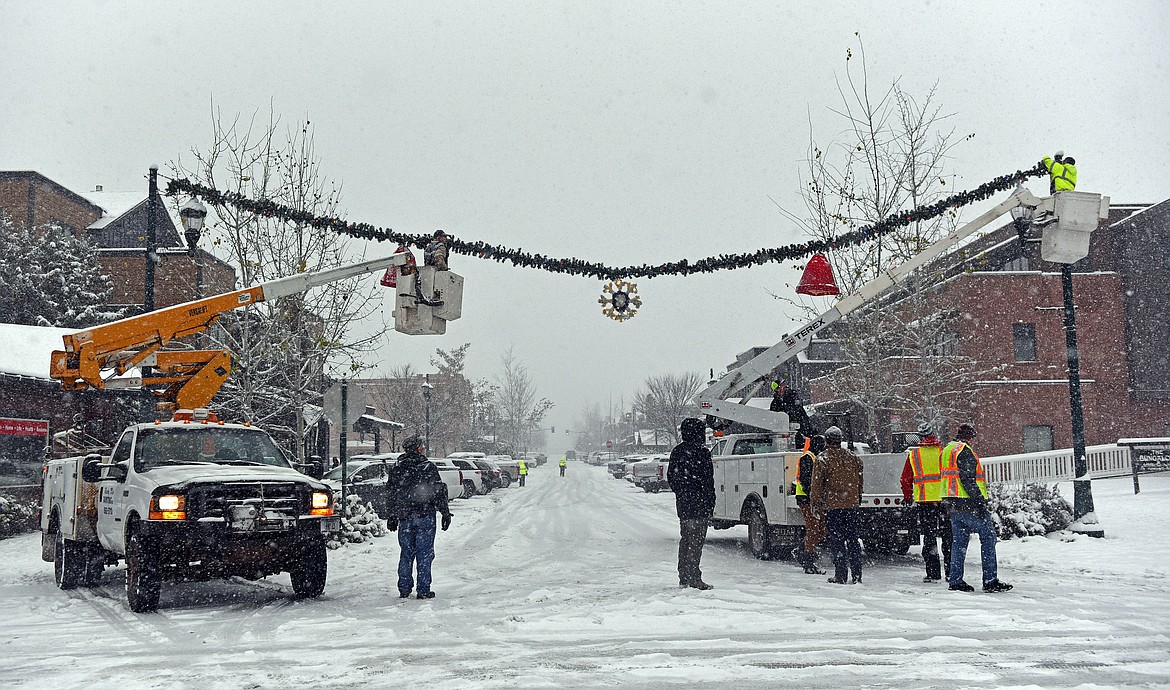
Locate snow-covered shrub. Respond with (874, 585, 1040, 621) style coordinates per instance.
(326, 494, 387, 549)
(0, 494, 38, 538)
(987, 482, 1073, 539)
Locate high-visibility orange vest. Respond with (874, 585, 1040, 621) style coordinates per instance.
(793, 451, 813, 497)
(940, 441, 987, 500)
(907, 444, 943, 503)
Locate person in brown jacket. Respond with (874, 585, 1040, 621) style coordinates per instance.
(810, 425, 865, 584)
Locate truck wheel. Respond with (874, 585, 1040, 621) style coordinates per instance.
(747, 505, 773, 560)
(291, 539, 328, 598)
(54, 529, 84, 590)
(125, 532, 162, 613)
(500, 474, 512, 488)
(462, 480, 476, 499)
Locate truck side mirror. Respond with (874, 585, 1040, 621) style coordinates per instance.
(82, 455, 124, 482)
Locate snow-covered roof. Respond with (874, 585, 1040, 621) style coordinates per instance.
(0, 323, 73, 380)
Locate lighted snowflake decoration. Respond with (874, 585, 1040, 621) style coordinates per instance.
(598, 279, 642, 322)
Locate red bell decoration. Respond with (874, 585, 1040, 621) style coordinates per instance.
(796, 253, 840, 296)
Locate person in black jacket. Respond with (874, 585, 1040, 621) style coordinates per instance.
(385, 435, 452, 599)
(666, 418, 716, 590)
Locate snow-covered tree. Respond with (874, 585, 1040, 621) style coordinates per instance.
(0, 215, 120, 328)
(171, 111, 388, 461)
(493, 348, 553, 452)
(633, 372, 705, 445)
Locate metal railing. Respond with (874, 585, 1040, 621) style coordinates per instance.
(981, 444, 1133, 484)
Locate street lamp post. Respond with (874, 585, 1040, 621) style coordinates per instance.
(144, 166, 159, 312)
(1013, 202, 1102, 537)
(421, 375, 434, 453)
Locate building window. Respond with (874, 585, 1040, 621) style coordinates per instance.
(1013, 323, 1037, 362)
(1023, 425, 1054, 453)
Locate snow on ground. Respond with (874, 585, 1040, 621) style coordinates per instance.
(1, 466, 1168, 689)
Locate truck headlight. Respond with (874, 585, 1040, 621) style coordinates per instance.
(310, 491, 333, 517)
(149, 494, 186, 520)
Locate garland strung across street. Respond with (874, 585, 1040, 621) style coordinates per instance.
(165, 163, 1046, 283)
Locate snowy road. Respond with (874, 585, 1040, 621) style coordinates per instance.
(2, 466, 1169, 688)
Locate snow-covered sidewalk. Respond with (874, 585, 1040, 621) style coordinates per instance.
(1, 467, 1168, 688)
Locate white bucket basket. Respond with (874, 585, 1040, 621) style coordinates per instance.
(1040, 191, 1110, 264)
(393, 267, 464, 335)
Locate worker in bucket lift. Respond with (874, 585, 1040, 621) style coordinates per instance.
(424, 229, 450, 271)
(769, 380, 810, 445)
(1042, 151, 1077, 193)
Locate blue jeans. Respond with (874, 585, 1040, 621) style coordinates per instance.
(397, 514, 437, 595)
(948, 510, 998, 586)
(826, 508, 863, 582)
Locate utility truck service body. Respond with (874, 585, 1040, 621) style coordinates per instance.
(708, 433, 910, 558)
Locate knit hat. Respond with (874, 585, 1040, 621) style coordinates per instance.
(824, 426, 843, 441)
(956, 423, 977, 440)
(402, 434, 424, 451)
(916, 422, 933, 437)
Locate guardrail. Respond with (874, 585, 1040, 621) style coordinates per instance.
(981, 444, 1133, 484)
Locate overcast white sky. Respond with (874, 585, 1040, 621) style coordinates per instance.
(3, 1, 1168, 446)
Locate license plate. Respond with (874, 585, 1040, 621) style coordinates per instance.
(320, 517, 341, 533)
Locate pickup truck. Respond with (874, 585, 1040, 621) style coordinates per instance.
(629, 455, 670, 493)
(41, 411, 340, 612)
(709, 433, 913, 559)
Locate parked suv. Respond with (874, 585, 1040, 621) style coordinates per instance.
(486, 454, 519, 486)
(474, 459, 503, 490)
(322, 454, 399, 514)
(442, 456, 488, 497)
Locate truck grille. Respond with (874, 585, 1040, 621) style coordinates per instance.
(187, 482, 304, 521)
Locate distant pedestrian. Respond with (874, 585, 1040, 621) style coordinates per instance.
(518, 458, 528, 487)
(901, 423, 952, 583)
(559, 455, 567, 477)
(666, 418, 716, 590)
(385, 435, 453, 600)
(811, 426, 864, 584)
(942, 423, 1012, 593)
(424, 229, 450, 271)
(793, 434, 827, 575)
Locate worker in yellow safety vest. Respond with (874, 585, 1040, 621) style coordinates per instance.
(792, 434, 827, 574)
(518, 458, 528, 487)
(559, 455, 567, 477)
(900, 423, 952, 583)
(1042, 151, 1077, 193)
(940, 423, 1012, 593)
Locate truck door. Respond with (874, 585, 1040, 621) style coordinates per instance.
(97, 430, 134, 553)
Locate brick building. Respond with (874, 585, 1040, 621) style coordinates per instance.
(800, 198, 1170, 456)
(0, 170, 235, 310)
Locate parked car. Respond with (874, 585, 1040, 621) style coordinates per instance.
(518, 451, 545, 467)
(442, 456, 488, 497)
(322, 455, 398, 514)
(619, 454, 650, 481)
(630, 455, 671, 493)
(486, 454, 519, 487)
(474, 458, 503, 490)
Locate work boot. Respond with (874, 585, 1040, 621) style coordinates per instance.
(417, 591, 436, 599)
(826, 577, 848, 584)
(689, 581, 714, 590)
(851, 575, 862, 584)
(983, 579, 1014, 593)
(803, 564, 826, 575)
(399, 591, 411, 598)
(948, 581, 975, 592)
(923, 576, 941, 583)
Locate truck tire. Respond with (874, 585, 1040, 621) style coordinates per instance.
(462, 480, 476, 499)
(500, 474, 512, 488)
(54, 529, 85, 590)
(290, 539, 328, 598)
(125, 532, 162, 613)
(747, 505, 773, 560)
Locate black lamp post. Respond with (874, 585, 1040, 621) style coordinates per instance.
(1014, 202, 1101, 536)
(144, 166, 159, 312)
(422, 375, 434, 453)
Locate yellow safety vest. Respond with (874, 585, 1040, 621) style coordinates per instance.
(908, 444, 944, 503)
(793, 451, 813, 496)
(519, 461, 528, 475)
(940, 441, 987, 500)
(560, 457, 567, 467)
(1043, 157, 1077, 191)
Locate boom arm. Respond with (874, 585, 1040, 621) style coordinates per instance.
(696, 187, 1044, 433)
(50, 252, 409, 411)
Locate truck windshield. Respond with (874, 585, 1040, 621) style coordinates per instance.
(135, 427, 291, 471)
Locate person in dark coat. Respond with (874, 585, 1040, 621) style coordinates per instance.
(794, 434, 827, 574)
(810, 426, 864, 584)
(666, 417, 716, 590)
(385, 434, 452, 599)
